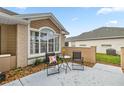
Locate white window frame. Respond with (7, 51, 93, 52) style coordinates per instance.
(29, 27, 61, 58)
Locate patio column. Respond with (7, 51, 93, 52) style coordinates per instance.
(16, 24, 28, 67)
(90, 46, 96, 64)
(61, 34, 65, 47)
(121, 47, 124, 70)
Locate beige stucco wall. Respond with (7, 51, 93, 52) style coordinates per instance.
(61, 34, 65, 48)
(63, 46, 96, 63)
(121, 47, 124, 69)
(0, 56, 16, 72)
(0, 24, 17, 55)
(70, 38, 124, 54)
(16, 24, 28, 67)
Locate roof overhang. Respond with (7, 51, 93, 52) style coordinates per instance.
(0, 12, 28, 25)
(69, 36, 124, 42)
(14, 13, 69, 35)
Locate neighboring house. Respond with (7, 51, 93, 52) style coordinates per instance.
(66, 27, 124, 54)
(0, 8, 69, 71)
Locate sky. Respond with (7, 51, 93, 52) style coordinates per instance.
(4, 7, 124, 37)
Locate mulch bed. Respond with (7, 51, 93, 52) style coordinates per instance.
(0, 63, 46, 85)
(0, 62, 94, 85)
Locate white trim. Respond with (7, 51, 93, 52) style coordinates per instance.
(28, 26, 62, 58)
(29, 53, 45, 58)
(30, 28, 39, 32)
(39, 26, 56, 33)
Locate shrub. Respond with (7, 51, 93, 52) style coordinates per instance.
(33, 59, 42, 66)
(106, 48, 117, 56)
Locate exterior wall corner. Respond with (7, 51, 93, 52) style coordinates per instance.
(90, 46, 96, 64)
(16, 24, 28, 67)
(121, 47, 124, 69)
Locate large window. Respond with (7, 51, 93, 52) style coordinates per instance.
(30, 31, 39, 54)
(55, 36, 59, 51)
(34, 32, 39, 53)
(40, 33, 47, 53)
(30, 28, 60, 55)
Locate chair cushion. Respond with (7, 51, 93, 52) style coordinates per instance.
(46, 53, 55, 63)
(49, 56, 57, 64)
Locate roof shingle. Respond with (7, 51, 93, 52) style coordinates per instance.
(66, 27, 124, 42)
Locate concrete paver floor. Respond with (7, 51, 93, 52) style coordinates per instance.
(3, 63, 124, 86)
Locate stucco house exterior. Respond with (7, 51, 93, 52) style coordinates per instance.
(0, 8, 69, 72)
(66, 27, 124, 54)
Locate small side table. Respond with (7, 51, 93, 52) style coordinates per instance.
(59, 55, 71, 73)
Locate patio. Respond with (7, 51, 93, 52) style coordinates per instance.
(3, 63, 124, 86)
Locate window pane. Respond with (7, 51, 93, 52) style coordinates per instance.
(40, 28, 55, 53)
(30, 31, 35, 54)
(48, 38, 54, 52)
(47, 30, 54, 52)
(34, 32, 39, 54)
(35, 32, 39, 42)
(35, 42, 39, 53)
(30, 42, 33, 54)
(40, 33, 47, 53)
(55, 36, 59, 51)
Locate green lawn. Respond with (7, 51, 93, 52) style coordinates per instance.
(96, 53, 120, 65)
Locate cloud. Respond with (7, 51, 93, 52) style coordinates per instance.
(106, 20, 118, 27)
(71, 17, 79, 21)
(15, 7, 27, 13)
(16, 7, 27, 10)
(15, 7, 27, 11)
(97, 7, 124, 15)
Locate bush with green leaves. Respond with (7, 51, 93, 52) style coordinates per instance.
(33, 59, 42, 66)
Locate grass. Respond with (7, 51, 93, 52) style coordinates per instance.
(96, 53, 120, 66)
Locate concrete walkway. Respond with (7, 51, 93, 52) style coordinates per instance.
(3, 63, 124, 86)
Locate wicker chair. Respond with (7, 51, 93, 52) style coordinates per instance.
(72, 51, 84, 70)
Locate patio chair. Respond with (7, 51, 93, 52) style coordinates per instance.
(72, 51, 84, 70)
(45, 53, 60, 76)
